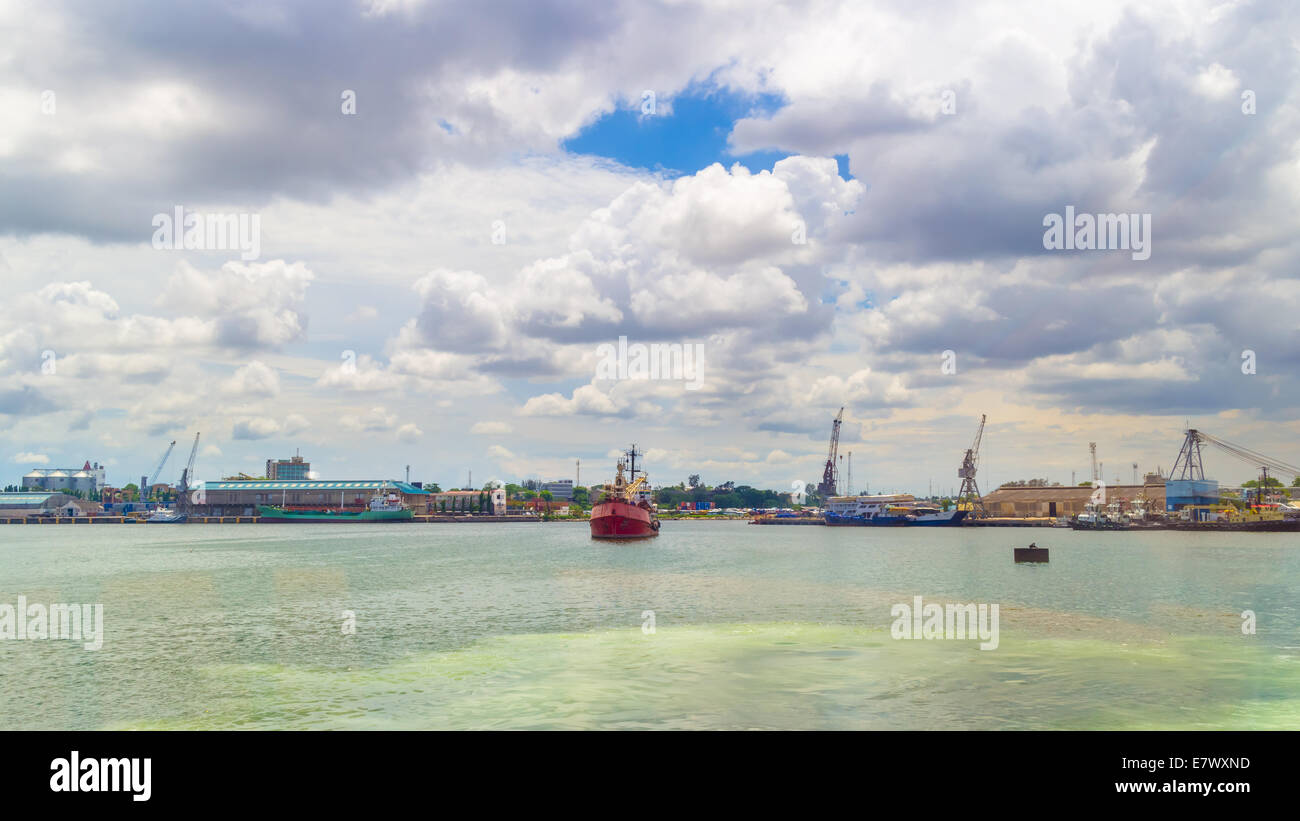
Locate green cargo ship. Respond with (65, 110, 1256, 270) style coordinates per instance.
(257, 505, 413, 522)
(258, 486, 413, 522)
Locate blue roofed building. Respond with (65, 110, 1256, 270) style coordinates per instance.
(1165, 479, 1221, 518)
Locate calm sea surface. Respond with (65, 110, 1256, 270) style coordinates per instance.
(2, 520, 1298, 729)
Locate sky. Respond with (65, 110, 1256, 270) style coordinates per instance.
(1, 0, 1298, 494)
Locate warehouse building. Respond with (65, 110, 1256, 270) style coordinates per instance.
(0, 491, 101, 518)
(191, 479, 430, 516)
(982, 482, 1166, 518)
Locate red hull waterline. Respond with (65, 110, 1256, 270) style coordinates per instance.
(590, 500, 659, 539)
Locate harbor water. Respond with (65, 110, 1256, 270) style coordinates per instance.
(2, 521, 1298, 730)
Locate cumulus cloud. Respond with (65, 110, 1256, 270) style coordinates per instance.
(160, 260, 314, 349)
(231, 413, 309, 441)
(232, 417, 281, 440)
(222, 361, 281, 397)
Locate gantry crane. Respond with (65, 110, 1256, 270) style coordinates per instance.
(957, 414, 987, 517)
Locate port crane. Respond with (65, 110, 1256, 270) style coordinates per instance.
(178, 432, 200, 507)
(1173, 428, 1300, 484)
(957, 414, 987, 517)
(817, 407, 844, 499)
(143, 440, 176, 502)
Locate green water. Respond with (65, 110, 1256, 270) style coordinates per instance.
(1, 521, 1298, 729)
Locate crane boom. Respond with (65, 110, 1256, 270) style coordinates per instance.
(1173, 428, 1300, 480)
(817, 407, 844, 498)
(180, 432, 201, 492)
(147, 440, 177, 492)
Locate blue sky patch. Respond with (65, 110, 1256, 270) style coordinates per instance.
(564, 85, 852, 179)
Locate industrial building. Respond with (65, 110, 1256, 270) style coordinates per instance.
(1164, 479, 1220, 513)
(430, 489, 507, 514)
(541, 480, 574, 500)
(22, 461, 107, 494)
(982, 482, 1166, 518)
(191, 479, 430, 516)
(0, 491, 101, 517)
(266, 453, 311, 480)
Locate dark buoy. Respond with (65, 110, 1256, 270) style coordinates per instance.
(1014, 541, 1049, 563)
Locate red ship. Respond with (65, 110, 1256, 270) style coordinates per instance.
(590, 445, 660, 540)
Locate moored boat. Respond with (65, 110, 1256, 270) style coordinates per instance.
(823, 494, 967, 526)
(1069, 501, 1129, 530)
(258, 484, 413, 522)
(145, 508, 187, 524)
(590, 446, 660, 540)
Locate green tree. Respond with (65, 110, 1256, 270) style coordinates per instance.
(712, 492, 741, 509)
(1243, 478, 1283, 488)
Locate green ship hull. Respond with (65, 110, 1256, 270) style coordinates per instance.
(257, 505, 413, 523)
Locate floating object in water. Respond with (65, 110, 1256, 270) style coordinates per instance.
(1014, 542, 1049, 563)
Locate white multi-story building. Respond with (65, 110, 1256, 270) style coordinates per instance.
(541, 479, 574, 499)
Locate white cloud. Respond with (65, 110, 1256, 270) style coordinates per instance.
(232, 417, 281, 440)
(222, 361, 281, 398)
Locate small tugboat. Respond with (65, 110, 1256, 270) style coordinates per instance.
(590, 445, 660, 540)
(258, 483, 413, 523)
(1069, 500, 1129, 530)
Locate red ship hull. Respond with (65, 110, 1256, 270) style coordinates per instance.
(590, 500, 659, 539)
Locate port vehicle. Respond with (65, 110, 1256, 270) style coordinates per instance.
(590, 446, 659, 540)
(258, 485, 413, 522)
(823, 494, 967, 526)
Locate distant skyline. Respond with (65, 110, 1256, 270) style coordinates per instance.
(2, 0, 1298, 495)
